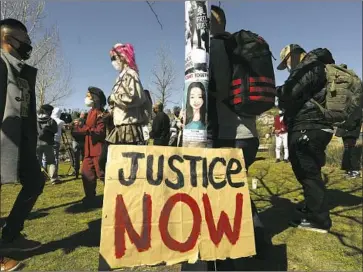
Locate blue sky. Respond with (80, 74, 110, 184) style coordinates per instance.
(43, 0, 362, 110)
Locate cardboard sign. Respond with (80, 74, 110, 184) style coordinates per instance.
(99, 145, 255, 269)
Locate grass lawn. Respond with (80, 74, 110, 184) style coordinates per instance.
(1, 153, 362, 271)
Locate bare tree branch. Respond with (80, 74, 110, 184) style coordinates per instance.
(146, 1, 163, 30)
(151, 46, 177, 108)
(1, 0, 71, 108)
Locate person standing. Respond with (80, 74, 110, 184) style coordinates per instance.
(150, 102, 171, 146)
(277, 45, 335, 233)
(206, 6, 272, 270)
(274, 110, 289, 162)
(0, 18, 45, 261)
(71, 111, 87, 179)
(51, 107, 65, 182)
(335, 119, 362, 178)
(99, 43, 151, 172)
(36, 104, 58, 184)
(72, 87, 106, 207)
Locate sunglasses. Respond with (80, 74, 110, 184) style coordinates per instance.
(110, 55, 117, 62)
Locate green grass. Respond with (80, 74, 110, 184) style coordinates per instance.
(1, 154, 362, 271)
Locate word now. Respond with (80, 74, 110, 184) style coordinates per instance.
(114, 192, 244, 259)
(118, 152, 245, 190)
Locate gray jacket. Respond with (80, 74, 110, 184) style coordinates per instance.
(1, 50, 38, 184)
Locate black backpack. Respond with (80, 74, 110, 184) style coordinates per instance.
(215, 30, 276, 116)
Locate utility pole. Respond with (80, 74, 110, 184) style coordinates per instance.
(182, 0, 210, 149)
(181, 2, 211, 270)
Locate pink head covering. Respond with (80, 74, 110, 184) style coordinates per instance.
(110, 43, 138, 72)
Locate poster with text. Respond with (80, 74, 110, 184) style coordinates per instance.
(183, 80, 208, 143)
(185, 1, 210, 76)
(99, 145, 255, 269)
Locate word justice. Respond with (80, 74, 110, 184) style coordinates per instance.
(114, 192, 244, 259)
(117, 152, 246, 190)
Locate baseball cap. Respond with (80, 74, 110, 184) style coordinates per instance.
(277, 44, 305, 70)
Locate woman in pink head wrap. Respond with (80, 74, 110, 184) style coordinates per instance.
(99, 43, 152, 172)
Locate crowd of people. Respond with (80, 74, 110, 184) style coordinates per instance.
(1, 4, 362, 271)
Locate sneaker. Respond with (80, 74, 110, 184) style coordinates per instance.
(289, 218, 330, 233)
(51, 179, 62, 185)
(283, 159, 289, 163)
(0, 234, 42, 252)
(0, 257, 21, 271)
(275, 159, 281, 163)
(349, 171, 360, 179)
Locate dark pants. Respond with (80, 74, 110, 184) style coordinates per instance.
(81, 156, 104, 199)
(289, 130, 333, 227)
(341, 137, 359, 172)
(73, 141, 84, 176)
(153, 138, 168, 146)
(1, 140, 45, 242)
(99, 142, 140, 174)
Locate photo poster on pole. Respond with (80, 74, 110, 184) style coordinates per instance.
(183, 1, 210, 145)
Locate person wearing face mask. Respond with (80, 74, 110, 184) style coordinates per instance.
(274, 109, 289, 163)
(0, 18, 44, 269)
(99, 43, 151, 172)
(277, 44, 335, 233)
(72, 87, 106, 207)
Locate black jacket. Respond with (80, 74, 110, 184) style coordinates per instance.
(335, 119, 362, 139)
(278, 49, 334, 131)
(150, 111, 170, 141)
(37, 114, 58, 145)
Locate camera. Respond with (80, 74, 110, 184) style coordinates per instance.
(60, 112, 73, 124)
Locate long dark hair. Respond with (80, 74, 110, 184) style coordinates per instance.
(185, 82, 206, 125)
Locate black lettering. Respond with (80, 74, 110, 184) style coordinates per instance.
(165, 155, 184, 190)
(118, 152, 145, 186)
(146, 155, 164, 186)
(226, 158, 244, 188)
(208, 157, 227, 189)
(183, 155, 203, 187)
(202, 157, 208, 188)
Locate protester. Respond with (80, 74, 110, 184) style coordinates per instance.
(335, 119, 362, 178)
(72, 87, 106, 207)
(274, 110, 289, 162)
(99, 43, 151, 172)
(0, 18, 45, 266)
(277, 44, 336, 233)
(150, 102, 170, 146)
(206, 5, 272, 270)
(169, 106, 183, 146)
(36, 104, 58, 184)
(51, 107, 65, 181)
(71, 111, 87, 179)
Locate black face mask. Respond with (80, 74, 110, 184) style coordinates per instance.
(10, 36, 33, 60)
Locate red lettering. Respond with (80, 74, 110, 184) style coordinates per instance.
(203, 193, 243, 246)
(159, 193, 201, 252)
(114, 193, 152, 259)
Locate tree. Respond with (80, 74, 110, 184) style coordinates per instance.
(151, 46, 177, 108)
(1, 0, 71, 108)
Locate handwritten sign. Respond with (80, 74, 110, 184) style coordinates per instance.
(99, 145, 255, 269)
